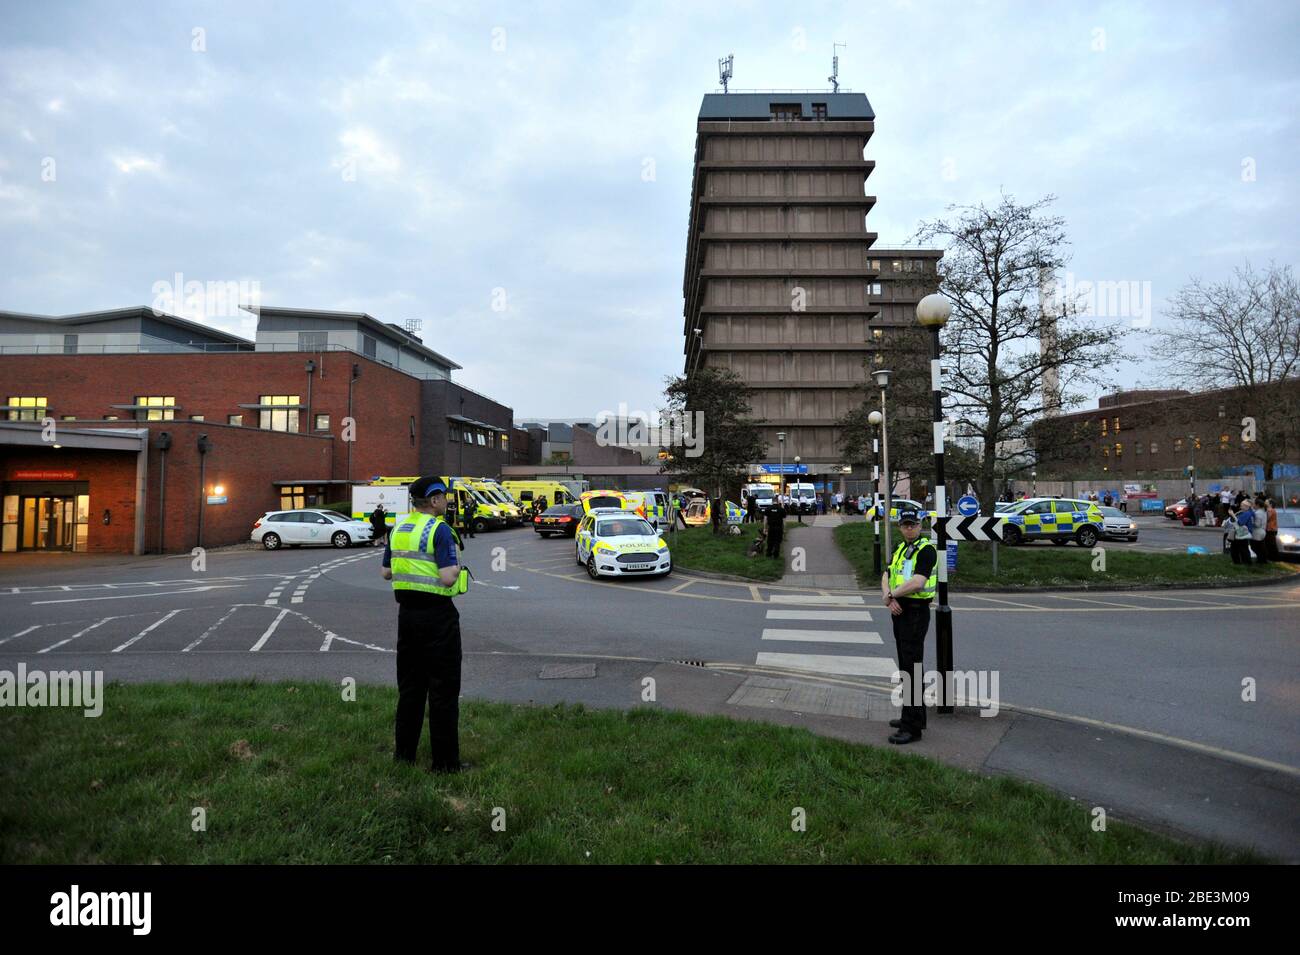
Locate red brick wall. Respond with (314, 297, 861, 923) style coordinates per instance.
(0, 351, 422, 481)
(1, 448, 138, 553)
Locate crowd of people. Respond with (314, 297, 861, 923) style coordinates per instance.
(1220, 494, 1280, 564)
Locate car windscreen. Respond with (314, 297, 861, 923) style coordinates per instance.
(1099, 507, 1124, 518)
(324, 511, 353, 522)
(751, 488, 774, 499)
(1277, 511, 1300, 527)
(597, 519, 654, 537)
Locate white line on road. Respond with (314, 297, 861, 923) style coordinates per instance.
(767, 594, 866, 605)
(761, 628, 883, 644)
(250, 609, 289, 652)
(0, 624, 41, 647)
(33, 584, 242, 605)
(113, 609, 185, 652)
(765, 609, 874, 621)
(38, 616, 119, 653)
(181, 606, 239, 652)
(754, 652, 898, 677)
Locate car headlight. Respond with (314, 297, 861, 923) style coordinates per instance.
(657, 546, 669, 555)
(1128, 523, 1136, 530)
(1280, 534, 1297, 545)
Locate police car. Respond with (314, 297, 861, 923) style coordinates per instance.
(575, 508, 671, 579)
(865, 498, 938, 522)
(1000, 497, 1105, 547)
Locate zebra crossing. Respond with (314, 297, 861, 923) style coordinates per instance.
(754, 594, 897, 679)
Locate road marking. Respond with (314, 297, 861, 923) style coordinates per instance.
(113, 609, 185, 652)
(249, 608, 290, 652)
(38, 616, 119, 653)
(0, 625, 42, 647)
(765, 609, 874, 621)
(761, 628, 883, 644)
(33, 584, 242, 605)
(754, 652, 897, 678)
(668, 580, 694, 593)
(1050, 594, 1149, 610)
(958, 593, 1053, 610)
(768, 594, 866, 605)
(181, 606, 239, 652)
(748, 584, 761, 602)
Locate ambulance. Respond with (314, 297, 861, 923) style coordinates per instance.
(623, 490, 671, 530)
(501, 480, 578, 509)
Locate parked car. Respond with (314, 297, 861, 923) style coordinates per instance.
(533, 503, 583, 538)
(1098, 505, 1139, 542)
(252, 509, 374, 550)
(1165, 499, 1191, 522)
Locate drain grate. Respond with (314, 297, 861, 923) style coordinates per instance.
(538, 663, 597, 680)
(671, 659, 709, 667)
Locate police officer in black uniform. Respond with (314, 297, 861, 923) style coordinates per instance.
(764, 496, 785, 558)
(381, 476, 468, 772)
(881, 508, 937, 745)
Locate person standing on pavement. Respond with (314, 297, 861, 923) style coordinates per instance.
(1265, 498, 1279, 559)
(746, 492, 758, 523)
(370, 504, 388, 547)
(1250, 497, 1269, 564)
(764, 496, 785, 558)
(381, 477, 469, 773)
(881, 509, 936, 745)
(1227, 502, 1254, 565)
(461, 491, 476, 539)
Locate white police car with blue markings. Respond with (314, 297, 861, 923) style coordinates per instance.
(575, 508, 671, 579)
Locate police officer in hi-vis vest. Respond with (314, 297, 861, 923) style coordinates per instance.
(880, 508, 937, 745)
(381, 476, 470, 772)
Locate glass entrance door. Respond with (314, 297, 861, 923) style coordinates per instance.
(18, 495, 75, 551)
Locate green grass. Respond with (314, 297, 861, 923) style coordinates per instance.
(0, 682, 1262, 864)
(834, 521, 1298, 589)
(667, 522, 785, 580)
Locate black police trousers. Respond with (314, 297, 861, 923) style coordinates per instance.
(765, 529, 783, 558)
(891, 599, 930, 734)
(394, 599, 462, 770)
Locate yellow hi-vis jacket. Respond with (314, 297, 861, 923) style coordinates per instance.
(889, 537, 937, 601)
(389, 514, 468, 597)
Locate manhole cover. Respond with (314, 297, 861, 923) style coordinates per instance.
(538, 663, 597, 680)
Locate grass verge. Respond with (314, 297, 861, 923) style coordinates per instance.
(833, 521, 1297, 589)
(666, 522, 784, 580)
(0, 682, 1262, 863)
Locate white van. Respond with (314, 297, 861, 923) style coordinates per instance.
(741, 483, 776, 512)
(788, 482, 817, 515)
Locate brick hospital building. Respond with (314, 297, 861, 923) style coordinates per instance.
(0, 306, 513, 554)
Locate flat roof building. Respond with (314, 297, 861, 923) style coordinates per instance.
(681, 91, 941, 474)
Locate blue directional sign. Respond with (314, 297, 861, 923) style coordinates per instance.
(957, 495, 979, 517)
(757, 464, 808, 474)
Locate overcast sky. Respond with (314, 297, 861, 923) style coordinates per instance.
(2, 0, 1297, 421)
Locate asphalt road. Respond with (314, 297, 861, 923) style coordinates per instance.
(2, 524, 1297, 772)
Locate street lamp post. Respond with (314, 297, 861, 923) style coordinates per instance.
(869, 409, 883, 576)
(1188, 434, 1197, 506)
(873, 369, 892, 565)
(1032, 469, 1037, 499)
(794, 456, 801, 519)
(777, 432, 786, 499)
(917, 292, 955, 715)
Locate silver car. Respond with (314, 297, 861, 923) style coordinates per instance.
(252, 509, 374, 550)
(1098, 505, 1138, 541)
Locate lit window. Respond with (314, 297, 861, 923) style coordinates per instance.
(259, 395, 300, 433)
(228, 415, 242, 426)
(61, 415, 76, 421)
(1150, 441, 1158, 454)
(892, 260, 902, 272)
(314, 414, 329, 431)
(872, 329, 883, 340)
(1102, 447, 1109, 458)
(1174, 437, 1183, 452)
(1113, 417, 1120, 433)
(280, 485, 306, 509)
(105, 415, 119, 421)
(477, 432, 487, 446)
(501, 433, 509, 452)
(6, 396, 48, 421)
(189, 415, 204, 422)
(134, 396, 175, 422)
(1217, 404, 1225, 419)
(1193, 437, 1201, 450)
(1220, 433, 1229, 449)
(1114, 442, 1122, 459)
(1100, 418, 1108, 436)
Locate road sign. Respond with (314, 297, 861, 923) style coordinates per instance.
(945, 540, 958, 571)
(942, 515, 1005, 541)
(957, 495, 979, 516)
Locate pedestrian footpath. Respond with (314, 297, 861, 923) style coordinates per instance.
(778, 515, 860, 590)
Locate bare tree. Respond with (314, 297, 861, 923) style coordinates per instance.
(1149, 262, 1300, 479)
(914, 193, 1125, 507)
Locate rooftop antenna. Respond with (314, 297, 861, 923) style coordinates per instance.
(401, 317, 423, 339)
(829, 42, 845, 92)
(718, 54, 734, 93)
